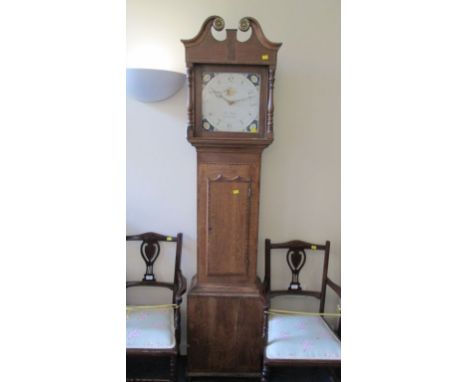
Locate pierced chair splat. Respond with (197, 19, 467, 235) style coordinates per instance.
(261, 239, 341, 382)
(126, 232, 187, 382)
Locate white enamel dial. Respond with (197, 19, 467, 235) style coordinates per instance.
(202, 72, 260, 133)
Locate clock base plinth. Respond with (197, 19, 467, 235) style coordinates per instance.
(187, 278, 264, 376)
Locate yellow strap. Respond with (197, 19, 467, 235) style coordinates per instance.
(126, 304, 178, 311)
(267, 308, 341, 317)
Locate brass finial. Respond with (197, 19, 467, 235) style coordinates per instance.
(213, 17, 225, 31)
(239, 17, 250, 32)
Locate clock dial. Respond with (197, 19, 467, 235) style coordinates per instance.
(202, 72, 260, 133)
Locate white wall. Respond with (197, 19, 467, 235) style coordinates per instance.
(127, 0, 340, 353)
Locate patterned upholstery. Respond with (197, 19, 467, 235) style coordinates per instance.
(266, 314, 341, 360)
(126, 306, 175, 350)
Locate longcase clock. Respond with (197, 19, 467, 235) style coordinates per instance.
(182, 16, 281, 378)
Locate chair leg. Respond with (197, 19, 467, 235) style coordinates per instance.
(261, 364, 269, 382)
(169, 355, 177, 382)
(329, 367, 340, 382)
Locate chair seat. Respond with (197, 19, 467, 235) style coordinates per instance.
(266, 314, 341, 361)
(126, 306, 175, 350)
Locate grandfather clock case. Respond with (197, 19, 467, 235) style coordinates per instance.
(182, 16, 281, 377)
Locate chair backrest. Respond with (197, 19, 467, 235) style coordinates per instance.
(126, 232, 185, 306)
(264, 239, 331, 313)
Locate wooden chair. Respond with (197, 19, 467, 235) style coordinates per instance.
(261, 239, 341, 382)
(126, 232, 187, 382)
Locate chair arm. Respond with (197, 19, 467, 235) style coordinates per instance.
(326, 278, 341, 298)
(174, 270, 187, 305)
(326, 278, 341, 339)
(172, 270, 186, 349)
(262, 297, 271, 341)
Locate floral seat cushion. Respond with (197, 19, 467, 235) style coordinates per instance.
(126, 306, 175, 350)
(266, 314, 341, 360)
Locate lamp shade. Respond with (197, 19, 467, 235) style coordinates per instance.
(126, 68, 186, 102)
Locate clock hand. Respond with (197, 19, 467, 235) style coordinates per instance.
(230, 95, 255, 104)
(210, 89, 231, 104)
(211, 89, 253, 106)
